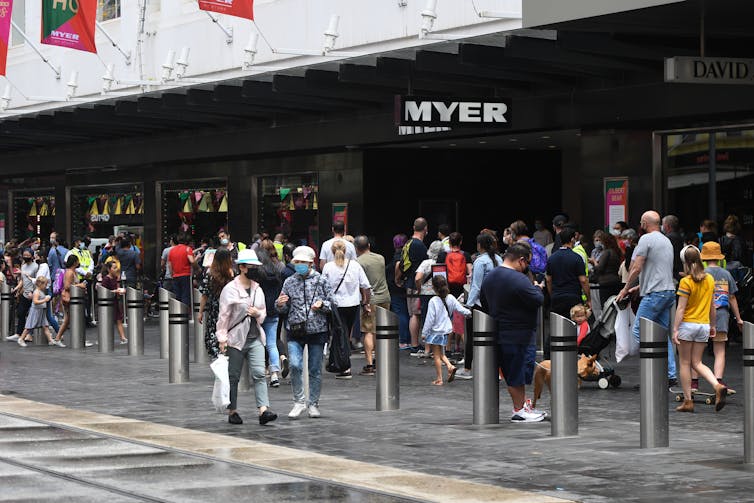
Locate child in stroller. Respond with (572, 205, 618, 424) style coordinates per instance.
(577, 295, 623, 389)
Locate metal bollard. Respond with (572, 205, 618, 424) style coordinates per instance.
(168, 298, 190, 383)
(550, 312, 578, 437)
(96, 285, 115, 353)
(158, 288, 175, 359)
(126, 287, 144, 356)
(744, 322, 754, 463)
(640, 317, 669, 448)
(193, 287, 208, 364)
(375, 306, 399, 411)
(0, 281, 10, 340)
(69, 285, 86, 349)
(472, 310, 499, 425)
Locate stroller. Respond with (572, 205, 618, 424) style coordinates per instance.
(577, 295, 622, 389)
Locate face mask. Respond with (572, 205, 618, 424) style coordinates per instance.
(79, 243, 86, 250)
(294, 263, 310, 276)
(23, 256, 32, 262)
(31, 243, 39, 251)
(594, 241, 603, 249)
(609, 229, 621, 236)
(220, 238, 229, 246)
(50, 238, 56, 245)
(245, 268, 263, 282)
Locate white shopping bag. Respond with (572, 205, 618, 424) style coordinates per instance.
(614, 305, 638, 363)
(210, 356, 230, 413)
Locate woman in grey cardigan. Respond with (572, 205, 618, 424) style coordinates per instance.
(276, 246, 333, 420)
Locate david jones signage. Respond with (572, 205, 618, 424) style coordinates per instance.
(396, 96, 511, 127)
(665, 57, 754, 85)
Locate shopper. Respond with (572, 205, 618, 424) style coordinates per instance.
(54, 255, 86, 345)
(14, 248, 38, 338)
(672, 245, 728, 413)
(34, 250, 60, 334)
(100, 262, 128, 345)
(168, 232, 195, 306)
(198, 248, 234, 360)
(354, 235, 391, 376)
(216, 249, 277, 426)
(276, 246, 334, 419)
(254, 245, 286, 387)
(387, 234, 411, 349)
(16, 276, 57, 347)
(319, 221, 357, 269)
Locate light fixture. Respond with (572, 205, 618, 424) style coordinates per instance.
(397, 0, 407, 6)
(66, 71, 79, 99)
(449, 143, 456, 146)
(323, 15, 340, 53)
(102, 63, 115, 93)
(508, 138, 518, 142)
(0, 85, 11, 111)
(419, 0, 462, 40)
(273, 14, 360, 57)
(540, 135, 551, 139)
(478, 140, 487, 144)
(471, 0, 521, 19)
(175, 47, 190, 79)
(161, 49, 176, 82)
(243, 33, 259, 69)
(548, 145, 557, 149)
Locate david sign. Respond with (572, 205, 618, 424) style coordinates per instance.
(665, 57, 754, 85)
(396, 96, 511, 127)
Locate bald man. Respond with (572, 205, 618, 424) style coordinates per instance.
(617, 211, 678, 386)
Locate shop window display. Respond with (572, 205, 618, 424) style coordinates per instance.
(71, 187, 145, 245)
(13, 194, 55, 240)
(257, 174, 319, 250)
(162, 185, 228, 247)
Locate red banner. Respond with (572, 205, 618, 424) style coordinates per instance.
(41, 0, 97, 53)
(0, 0, 12, 75)
(198, 0, 254, 20)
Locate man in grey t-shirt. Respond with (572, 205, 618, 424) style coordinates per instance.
(617, 210, 678, 384)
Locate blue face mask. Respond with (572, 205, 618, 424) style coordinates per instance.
(79, 243, 86, 250)
(294, 263, 310, 276)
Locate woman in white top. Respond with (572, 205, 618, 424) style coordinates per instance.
(321, 240, 371, 379)
(35, 249, 60, 334)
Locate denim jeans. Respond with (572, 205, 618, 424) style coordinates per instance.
(45, 287, 60, 333)
(262, 316, 280, 373)
(288, 337, 325, 406)
(632, 290, 677, 379)
(227, 337, 269, 411)
(390, 295, 410, 345)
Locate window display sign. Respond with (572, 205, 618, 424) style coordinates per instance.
(332, 203, 348, 234)
(13, 194, 55, 239)
(604, 177, 628, 230)
(258, 174, 319, 248)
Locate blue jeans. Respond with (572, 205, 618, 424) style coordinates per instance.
(390, 295, 410, 345)
(227, 337, 268, 410)
(45, 288, 60, 333)
(632, 290, 677, 379)
(288, 337, 325, 406)
(262, 316, 281, 373)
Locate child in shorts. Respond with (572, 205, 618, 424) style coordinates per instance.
(421, 275, 471, 385)
(700, 241, 743, 393)
(672, 245, 728, 413)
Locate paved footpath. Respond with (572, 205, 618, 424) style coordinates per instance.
(1, 321, 754, 502)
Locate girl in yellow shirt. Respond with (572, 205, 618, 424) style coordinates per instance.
(672, 245, 727, 413)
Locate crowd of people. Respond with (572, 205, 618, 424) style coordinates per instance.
(3, 210, 751, 424)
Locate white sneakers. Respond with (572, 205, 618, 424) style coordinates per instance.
(288, 402, 308, 419)
(307, 404, 321, 418)
(6, 334, 19, 341)
(455, 368, 473, 380)
(511, 403, 546, 423)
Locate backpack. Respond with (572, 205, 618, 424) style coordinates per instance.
(53, 269, 65, 295)
(398, 240, 413, 280)
(445, 250, 467, 285)
(528, 238, 548, 275)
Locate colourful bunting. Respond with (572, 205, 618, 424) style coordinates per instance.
(28, 202, 37, 217)
(280, 188, 291, 201)
(312, 193, 318, 210)
(0, 0, 12, 76)
(198, 0, 254, 21)
(89, 199, 99, 215)
(218, 195, 228, 212)
(288, 195, 295, 211)
(39, 202, 49, 216)
(41, 0, 97, 53)
(101, 197, 110, 215)
(113, 197, 123, 215)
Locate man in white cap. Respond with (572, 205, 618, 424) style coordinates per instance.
(216, 249, 278, 426)
(276, 246, 334, 419)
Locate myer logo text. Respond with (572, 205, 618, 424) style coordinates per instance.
(397, 96, 511, 128)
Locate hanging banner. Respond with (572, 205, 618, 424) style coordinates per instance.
(198, 0, 254, 20)
(0, 0, 11, 75)
(41, 0, 97, 53)
(604, 177, 628, 231)
(332, 203, 348, 234)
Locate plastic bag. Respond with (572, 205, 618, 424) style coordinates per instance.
(210, 356, 230, 412)
(614, 304, 638, 363)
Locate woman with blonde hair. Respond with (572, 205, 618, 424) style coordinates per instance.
(321, 239, 371, 379)
(672, 245, 728, 413)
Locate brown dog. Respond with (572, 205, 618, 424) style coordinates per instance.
(532, 354, 600, 408)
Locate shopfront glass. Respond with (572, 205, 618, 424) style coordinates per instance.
(257, 173, 319, 249)
(161, 181, 228, 246)
(12, 192, 55, 241)
(71, 185, 145, 250)
(663, 130, 754, 257)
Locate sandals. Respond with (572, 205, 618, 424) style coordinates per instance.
(447, 366, 457, 383)
(432, 379, 444, 386)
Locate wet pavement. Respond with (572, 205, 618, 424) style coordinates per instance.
(1, 320, 754, 501)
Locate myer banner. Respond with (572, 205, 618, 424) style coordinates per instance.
(0, 0, 11, 75)
(198, 0, 254, 20)
(41, 0, 97, 53)
(396, 96, 511, 128)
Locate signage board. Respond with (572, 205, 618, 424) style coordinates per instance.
(604, 177, 628, 230)
(396, 96, 511, 128)
(665, 57, 754, 85)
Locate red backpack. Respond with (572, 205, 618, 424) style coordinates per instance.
(445, 250, 467, 286)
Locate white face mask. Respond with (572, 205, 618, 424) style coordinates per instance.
(609, 229, 621, 236)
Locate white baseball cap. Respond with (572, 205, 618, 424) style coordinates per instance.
(292, 246, 316, 263)
(236, 249, 262, 265)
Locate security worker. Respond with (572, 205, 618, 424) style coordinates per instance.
(67, 236, 95, 325)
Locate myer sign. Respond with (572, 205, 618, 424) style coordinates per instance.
(396, 96, 511, 127)
(665, 57, 754, 84)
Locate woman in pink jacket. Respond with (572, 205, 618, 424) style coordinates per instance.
(216, 249, 278, 426)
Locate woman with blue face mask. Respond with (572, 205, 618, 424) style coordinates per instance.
(275, 246, 334, 420)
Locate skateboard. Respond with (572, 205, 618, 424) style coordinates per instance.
(669, 388, 717, 405)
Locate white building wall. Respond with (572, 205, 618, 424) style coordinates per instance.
(1, 0, 522, 113)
